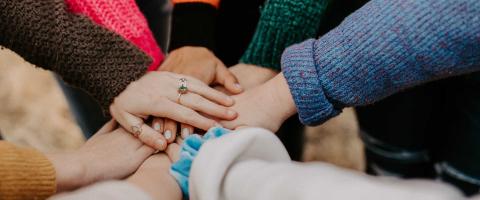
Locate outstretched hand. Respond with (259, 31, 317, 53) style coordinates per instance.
(110, 71, 237, 151)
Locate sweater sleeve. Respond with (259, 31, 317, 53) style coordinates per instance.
(240, 0, 330, 70)
(0, 142, 56, 200)
(0, 0, 151, 113)
(281, 0, 480, 125)
(169, 1, 219, 51)
(189, 128, 464, 200)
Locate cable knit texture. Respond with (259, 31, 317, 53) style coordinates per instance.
(281, 0, 480, 125)
(240, 0, 330, 70)
(0, 0, 151, 113)
(65, 0, 164, 71)
(0, 142, 56, 200)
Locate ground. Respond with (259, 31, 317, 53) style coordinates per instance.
(0, 48, 365, 170)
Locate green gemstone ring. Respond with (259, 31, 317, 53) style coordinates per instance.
(178, 78, 188, 94)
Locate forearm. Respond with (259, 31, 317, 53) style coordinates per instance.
(45, 153, 85, 192)
(282, 0, 480, 125)
(240, 0, 330, 70)
(0, 0, 150, 112)
(169, 1, 219, 51)
(0, 142, 56, 199)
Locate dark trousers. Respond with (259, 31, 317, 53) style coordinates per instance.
(358, 72, 480, 196)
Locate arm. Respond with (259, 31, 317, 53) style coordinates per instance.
(169, 0, 220, 51)
(0, 142, 56, 199)
(240, 0, 330, 71)
(188, 128, 464, 200)
(0, 0, 151, 112)
(282, 0, 480, 125)
(228, 0, 330, 90)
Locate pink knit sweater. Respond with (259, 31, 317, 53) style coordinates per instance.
(65, 0, 164, 71)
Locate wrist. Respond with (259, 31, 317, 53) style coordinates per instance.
(267, 73, 297, 122)
(46, 152, 86, 192)
(127, 171, 181, 200)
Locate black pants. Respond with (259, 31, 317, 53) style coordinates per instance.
(358, 72, 480, 196)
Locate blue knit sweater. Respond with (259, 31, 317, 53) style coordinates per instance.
(281, 0, 480, 125)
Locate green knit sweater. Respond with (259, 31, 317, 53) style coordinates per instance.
(240, 0, 330, 70)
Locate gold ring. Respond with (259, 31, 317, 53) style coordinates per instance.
(131, 123, 143, 137)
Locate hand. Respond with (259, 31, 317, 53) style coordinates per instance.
(127, 144, 182, 200)
(47, 121, 155, 192)
(228, 63, 278, 91)
(158, 47, 243, 139)
(160, 46, 242, 93)
(110, 71, 237, 150)
(220, 73, 297, 132)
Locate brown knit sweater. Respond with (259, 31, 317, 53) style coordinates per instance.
(0, 142, 56, 200)
(0, 0, 152, 111)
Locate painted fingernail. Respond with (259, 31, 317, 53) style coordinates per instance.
(164, 130, 172, 140)
(153, 122, 161, 132)
(155, 139, 166, 150)
(181, 128, 190, 139)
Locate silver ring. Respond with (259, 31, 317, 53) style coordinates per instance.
(178, 78, 188, 94)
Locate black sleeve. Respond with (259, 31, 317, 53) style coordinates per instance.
(169, 2, 217, 51)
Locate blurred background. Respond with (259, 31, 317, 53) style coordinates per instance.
(0, 48, 364, 170)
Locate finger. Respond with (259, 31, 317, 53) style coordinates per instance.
(149, 100, 218, 131)
(215, 63, 243, 94)
(188, 82, 235, 107)
(176, 136, 184, 145)
(163, 119, 177, 143)
(110, 104, 167, 151)
(166, 143, 181, 162)
(180, 124, 194, 139)
(152, 118, 164, 133)
(179, 92, 237, 120)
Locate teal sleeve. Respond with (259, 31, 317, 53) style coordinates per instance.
(240, 0, 330, 70)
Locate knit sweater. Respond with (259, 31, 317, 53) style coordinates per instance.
(281, 0, 480, 125)
(170, 0, 330, 71)
(240, 0, 330, 70)
(0, 142, 56, 200)
(65, 0, 164, 71)
(0, 0, 151, 112)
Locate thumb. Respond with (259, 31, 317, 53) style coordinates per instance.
(215, 62, 243, 94)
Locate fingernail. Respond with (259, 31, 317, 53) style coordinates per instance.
(235, 83, 242, 89)
(214, 123, 223, 128)
(153, 122, 161, 131)
(227, 110, 236, 117)
(164, 130, 172, 140)
(181, 128, 190, 139)
(155, 139, 166, 150)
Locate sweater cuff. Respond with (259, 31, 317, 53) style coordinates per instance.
(281, 39, 341, 125)
(0, 142, 56, 199)
(241, 0, 330, 71)
(169, 3, 217, 51)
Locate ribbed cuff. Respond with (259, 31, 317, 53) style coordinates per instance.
(241, 0, 330, 70)
(0, 142, 56, 200)
(169, 3, 217, 51)
(281, 39, 340, 125)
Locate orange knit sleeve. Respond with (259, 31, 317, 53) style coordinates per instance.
(0, 142, 56, 200)
(171, 0, 220, 8)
